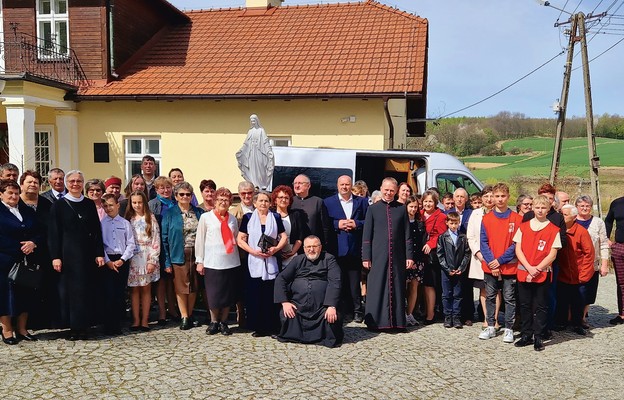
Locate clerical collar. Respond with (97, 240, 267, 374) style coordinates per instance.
(64, 193, 85, 202)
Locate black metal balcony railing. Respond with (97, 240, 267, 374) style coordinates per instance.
(0, 31, 89, 88)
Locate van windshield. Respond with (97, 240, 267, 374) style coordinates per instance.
(272, 166, 353, 198)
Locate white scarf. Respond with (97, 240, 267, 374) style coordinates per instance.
(247, 209, 279, 281)
(64, 193, 85, 202)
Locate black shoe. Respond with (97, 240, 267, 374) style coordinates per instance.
(353, 312, 364, 323)
(423, 318, 435, 326)
(157, 319, 167, 326)
(66, 330, 80, 341)
(514, 335, 534, 347)
(2, 335, 18, 345)
(443, 316, 452, 328)
(191, 316, 201, 328)
(572, 326, 587, 336)
(220, 322, 232, 336)
(609, 316, 624, 325)
(206, 322, 220, 335)
(534, 337, 545, 351)
(139, 325, 151, 332)
(16, 333, 38, 342)
(251, 331, 270, 337)
(180, 317, 191, 330)
(453, 318, 463, 329)
(130, 325, 141, 332)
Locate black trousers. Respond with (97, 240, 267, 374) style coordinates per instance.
(337, 255, 363, 316)
(99, 254, 129, 331)
(517, 277, 550, 338)
(556, 281, 585, 327)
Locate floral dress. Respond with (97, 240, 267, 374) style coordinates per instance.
(128, 215, 161, 287)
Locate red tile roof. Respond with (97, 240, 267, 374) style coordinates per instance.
(78, 0, 428, 99)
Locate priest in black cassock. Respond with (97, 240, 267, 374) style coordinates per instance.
(362, 177, 414, 331)
(274, 235, 343, 347)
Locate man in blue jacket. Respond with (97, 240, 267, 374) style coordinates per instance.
(324, 175, 368, 323)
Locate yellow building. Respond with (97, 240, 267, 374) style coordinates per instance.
(1, 0, 428, 191)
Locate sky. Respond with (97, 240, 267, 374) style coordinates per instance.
(169, 0, 624, 119)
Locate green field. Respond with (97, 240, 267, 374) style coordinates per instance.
(462, 137, 624, 181)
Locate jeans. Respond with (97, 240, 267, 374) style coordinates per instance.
(484, 273, 516, 329)
(441, 271, 462, 318)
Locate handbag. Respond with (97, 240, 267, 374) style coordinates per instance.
(8, 256, 43, 290)
(258, 233, 278, 254)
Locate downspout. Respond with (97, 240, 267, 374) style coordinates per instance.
(107, 0, 118, 79)
(384, 97, 394, 150)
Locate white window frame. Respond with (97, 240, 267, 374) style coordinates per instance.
(269, 136, 292, 147)
(124, 137, 161, 181)
(36, 0, 69, 58)
(34, 125, 56, 179)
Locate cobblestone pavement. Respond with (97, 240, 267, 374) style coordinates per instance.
(2, 274, 623, 399)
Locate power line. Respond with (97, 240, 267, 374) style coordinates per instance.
(571, 0, 584, 14)
(592, 0, 606, 14)
(572, 35, 624, 71)
(439, 51, 565, 119)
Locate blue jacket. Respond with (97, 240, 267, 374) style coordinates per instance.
(323, 194, 368, 258)
(446, 207, 473, 235)
(161, 204, 204, 267)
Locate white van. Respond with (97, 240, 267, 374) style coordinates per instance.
(270, 147, 483, 198)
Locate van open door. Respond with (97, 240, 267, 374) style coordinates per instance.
(355, 155, 425, 193)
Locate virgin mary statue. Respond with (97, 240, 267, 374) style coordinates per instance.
(235, 114, 274, 189)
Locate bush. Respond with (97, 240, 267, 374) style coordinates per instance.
(509, 147, 522, 155)
(480, 144, 505, 156)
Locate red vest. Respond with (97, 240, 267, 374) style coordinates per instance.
(481, 210, 522, 275)
(516, 221, 560, 283)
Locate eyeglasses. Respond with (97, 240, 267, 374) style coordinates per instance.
(87, 189, 102, 193)
(177, 192, 192, 197)
(240, 191, 254, 196)
(304, 245, 321, 249)
(215, 198, 230, 203)
(276, 196, 290, 200)
(293, 181, 309, 186)
(68, 179, 83, 184)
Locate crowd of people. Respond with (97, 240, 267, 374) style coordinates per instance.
(0, 156, 622, 350)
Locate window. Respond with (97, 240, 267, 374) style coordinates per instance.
(435, 173, 482, 196)
(34, 127, 55, 179)
(125, 138, 161, 180)
(36, 0, 69, 57)
(269, 136, 291, 147)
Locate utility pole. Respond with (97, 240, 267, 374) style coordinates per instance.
(548, 11, 605, 217)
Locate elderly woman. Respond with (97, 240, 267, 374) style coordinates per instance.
(119, 174, 148, 216)
(271, 185, 307, 267)
(149, 176, 179, 324)
(0, 180, 41, 344)
(575, 195, 610, 327)
(230, 181, 255, 225)
(516, 194, 533, 217)
(85, 178, 106, 220)
(48, 170, 105, 340)
(237, 191, 288, 337)
(162, 182, 204, 330)
(606, 195, 624, 325)
(195, 188, 241, 336)
(198, 179, 217, 212)
(19, 171, 55, 329)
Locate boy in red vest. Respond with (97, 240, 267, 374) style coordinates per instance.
(478, 183, 523, 343)
(513, 195, 562, 351)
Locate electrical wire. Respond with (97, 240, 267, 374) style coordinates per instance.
(571, 0, 583, 14)
(438, 50, 566, 119)
(571, 35, 624, 71)
(592, 0, 606, 14)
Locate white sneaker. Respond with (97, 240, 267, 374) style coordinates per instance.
(503, 328, 514, 343)
(479, 326, 496, 340)
(406, 314, 417, 326)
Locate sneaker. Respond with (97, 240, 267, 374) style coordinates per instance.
(443, 316, 452, 328)
(220, 322, 232, 336)
(405, 314, 417, 326)
(453, 317, 463, 329)
(503, 328, 514, 343)
(478, 326, 496, 340)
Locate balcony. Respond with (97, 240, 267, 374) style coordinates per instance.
(0, 31, 89, 89)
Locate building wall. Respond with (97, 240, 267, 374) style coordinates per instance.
(76, 98, 390, 190)
(69, 0, 107, 80)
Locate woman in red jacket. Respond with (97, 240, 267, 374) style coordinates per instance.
(421, 190, 447, 324)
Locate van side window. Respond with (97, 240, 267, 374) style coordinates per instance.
(272, 166, 353, 198)
(436, 173, 481, 195)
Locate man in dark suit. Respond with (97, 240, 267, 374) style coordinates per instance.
(446, 187, 475, 325)
(40, 168, 66, 203)
(291, 174, 333, 252)
(324, 175, 368, 323)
